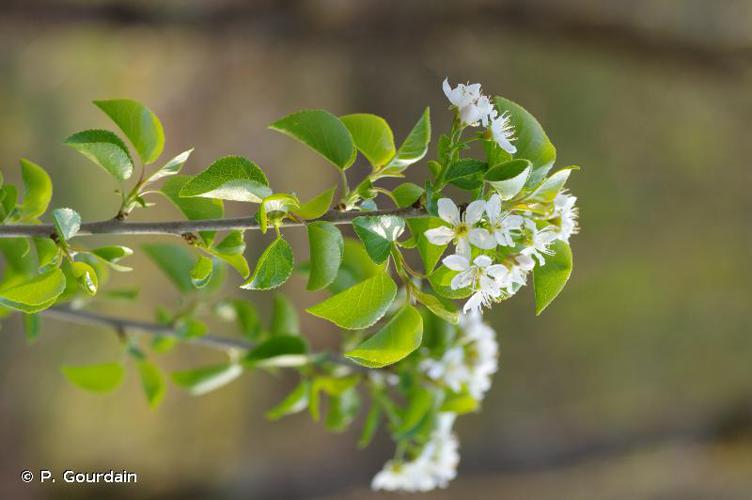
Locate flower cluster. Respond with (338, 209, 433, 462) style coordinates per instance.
(427, 192, 578, 315)
(443, 78, 517, 154)
(372, 314, 499, 492)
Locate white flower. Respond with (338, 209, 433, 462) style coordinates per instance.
(372, 413, 460, 492)
(459, 313, 499, 399)
(520, 219, 557, 266)
(485, 194, 524, 247)
(552, 191, 579, 242)
(490, 111, 517, 154)
(442, 78, 493, 127)
(425, 198, 493, 257)
(442, 253, 509, 314)
(421, 347, 469, 393)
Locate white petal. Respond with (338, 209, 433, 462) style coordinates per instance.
(425, 226, 454, 245)
(437, 198, 460, 225)
(486, 194, 501, 221)
(442, 78, 453, 101)
(464, 200, 486, 225)
(496, 136, 517, 155)
(443, 254, 469, 271)
(463, 292, 485, 314)
(469, 228, 496, 250)
(494, 230, 513, 247)
(486, 264, 509, 280)
(451, 270, 473, 290)
(460, 104, 482, 126)
(455, 238, 471, 259)
(473, 254, 493, 268)
(515, 254, 535, 270)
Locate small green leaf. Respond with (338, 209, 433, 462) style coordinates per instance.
(213, 230, 245, 255)
(440, 391, 479, 415)
(137, 360, 166, 408)
(412, 287, 459, 324)
(329, 238, 381, 293)
(395, 387, 434, 438)
(292, 186, 337, 219)
(428, 265, 472, 299)
(190, 255, 214, 289)
(179, 156, 272, 203)
(172, 363, 243, 396)
(345, 305, 423, 368)
(145, 148, 193, 184)
(529, 167, 577, 203)
(258, 193, 300, 234)
(240, 237, 294, 290)
(445, 158, 487, 189)
(19, 159, 52, 219)
(244, 335, 308, 368)
(270, 109, 356, 170)
(0, 269, 66, 313)
(266, 381, 309, 421)
(94, 99, 165, 164)
(307, 271, 397, 330)
(33, 237, 61, 273)
(379, 107, 431, 175)
(392, 183, 424, 208)
(64, 129, 134, 181)
(306, 221, 344, 291)
(406, 217, 446, 274)
(485, 159, 532, 200)
(52, 208, 81, 241)
(142, 243, 196, 293)
(325, 387, 360, 432)
(160, 175, 224, 245)
(90, 245, 133, 272)
(0, 184, 17, 222)
(357, 399, 382, 448)
(227, 300, 262, 340)
(271, 293, 299, 336)
(340, 113, 395, 167)
(352, 215, 405, 264)
(493, 96, 556, 186)
(70, 261, 99, 296)
(61, 362, 124, 393)
(0, 238, 35, 281)
(533, 240, 573, 315)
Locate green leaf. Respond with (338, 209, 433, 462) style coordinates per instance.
(228, 300, 262, 340)
(70, 261, 99, 296)
(493, 96, 556, 186)
(244, 335, 308, 368)
(529, 167, 577, 203)
(292, 186, 337, 219)
(271, 293, 300, 336)
(0, 184, 17, 222)
(440, 391, 479, 415)
(406, 217, 446, 274)
(306, 221, 344, 291)
(61, 362, 124, 393)
(533, 240, 573, 315)
(412, 287, 459, 324)
(345, 305, 423, 368)
(94, 99, 165, 164)
(329, 238, 381, 293)
(214, 230, 245, 255)
(357, 399, 382, 448)
(137, 360, 166, 408)
(90, 245, 133, 272)
(52, 208, 81, 241)
(485, 159, 532, 200)
(23, 313, 40, 343)
(309, 375, 361, 422)
(307, 271, 397, 330)
(392, 182, 424, 208)
(380, 107, 431, 174)
(340, 113, 395, 167)
(241, 237, 294, 290)
(325, 387, 360, 432)
(0, 269, 66, 313)
(445, 158, 487, 190)
(172, 363, 243, 396)
(142, 243, 196, 293)
(145, 148, 193, 184)
(179, 156, 272, 203)
(64, 129, 134, 181)
(270, 109, 356, 170)
(190, 255, 214, 289)
(266, 380, 309, 421)
(33, 237, 61, 273)
(159, 175, 224, 245)
(258, 193, 300, 234)
(0, 238, 35, 282)
(396, 386, 434, 438)
(352, 215, 405, 264)
(19, 159, 52, 219)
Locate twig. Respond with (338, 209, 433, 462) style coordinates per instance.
(0, 206, 427, 238)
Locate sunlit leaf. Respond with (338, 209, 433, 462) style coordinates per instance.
(94, 99, 165, 164)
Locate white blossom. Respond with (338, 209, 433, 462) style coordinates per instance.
(459, 312, 499, 400)
(425, 198, 493, 257)
(421, 346, 469, 393)
(490, 111, 517, 154)
(552, 191, 579, 242)
(520, 219, 557, 266)
(442, 253, 509, 314)
(485, 193, 524, 247)
(442, 78, 488, 127)
(372, 413, 460, 492)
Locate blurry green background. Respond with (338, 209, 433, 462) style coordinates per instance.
(1, 1, 751, 499)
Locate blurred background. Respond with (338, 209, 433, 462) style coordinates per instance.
(1, 0, 751, 498)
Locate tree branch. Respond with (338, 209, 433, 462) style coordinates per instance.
(0, 206, 427, 238)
